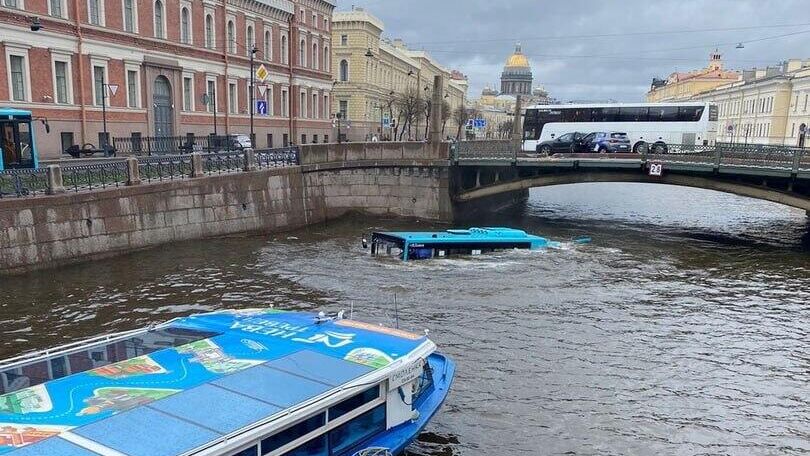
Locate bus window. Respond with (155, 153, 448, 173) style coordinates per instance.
(618, 107, 649, 122)
(677, 106, 705, 122)
(602, 107, 620, 122)
(649, 106, 679, 122)
(18, 121, 34, 167)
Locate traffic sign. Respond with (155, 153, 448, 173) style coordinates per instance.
(257, 84, 268, 98)
(382, 113, 391, 128)
(649, 162, 663, 177)
(256, 64, 269, 83)
(473, 118, 486, 129)
(107, 84, 119, 97)
(256, 100, 268, 116)
(726, 124, 734, 133)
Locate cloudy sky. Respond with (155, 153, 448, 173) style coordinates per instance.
(335, 0, 810, 102)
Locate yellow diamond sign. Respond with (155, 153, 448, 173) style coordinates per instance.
(256, 64, 269, 83)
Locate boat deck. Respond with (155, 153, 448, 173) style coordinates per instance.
(0, 310, 428, 455)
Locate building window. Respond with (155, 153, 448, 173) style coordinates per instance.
(9, 54, 28, 102)
(206, 79, 216, 112)
(281, 35, 288, 64)
(123, 0, 136, 32)
(312, 13, 316, 27)
(180, 7, 191, 44)
(205, 14, 214, 49)
(265, 86, 273, 116)
(246, 25, 254, 56)
(301, 134, 306, 144)
(323, 94, 329, 119)
(339, 60, 348, 82)
(182, 76, 193, 111)
(323, 46, 329, 72)
(227, 20, 236, 53)
(281, 89, 289, 117)
(92, 65, 106, 106)
(341, 35, 347, 46)
(49, 0, 65, 18)
(126, 69, 139, 107)
(300, 91, 307, 118)
(88, 0, 103, 25)
(228, 82, 237, 114)
(313, 93, 319, 119)
(339, 100, 348, 119)
(54, 60, 69, 104)
(299, 38, 306, 66)
(264, 30, 272, 61)
(312, 43, 319, 70)
(154, 0, 164, 38)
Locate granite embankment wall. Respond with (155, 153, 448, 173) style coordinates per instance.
(0, 142, 451, 275)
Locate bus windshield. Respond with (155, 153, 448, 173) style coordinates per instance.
(1, 120, 35, 169)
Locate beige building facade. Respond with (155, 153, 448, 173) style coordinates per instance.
(693, 59, 810, 146)
(647, 52, 740, 103)
(331, 8, 467, 141)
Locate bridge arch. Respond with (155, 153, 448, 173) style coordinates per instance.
(455, 171, 810, 212)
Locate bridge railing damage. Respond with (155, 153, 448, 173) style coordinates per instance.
(0, 148, 300, 198)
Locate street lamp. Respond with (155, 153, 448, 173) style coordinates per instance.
(364, 48, 374, 58)
(249, 44, 258, 148)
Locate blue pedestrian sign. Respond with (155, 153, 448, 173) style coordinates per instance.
(256, 100, 268, 116)
(473, 118, 487, 129)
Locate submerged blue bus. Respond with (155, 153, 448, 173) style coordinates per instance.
(0, 107, 40, 171)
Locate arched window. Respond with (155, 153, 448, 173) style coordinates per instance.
(339, 60, 348, 82)
(205, 14, 214, 49)
(323, 45, 329, 72)
(246, 25, 254, 56)
(264, 30, 271, 61)
(312, 43, 319, 70)
(281, 35, 288, 64)
(180, 7, 190, 44)
(154, 0, 164, 39)
(227, 20, 235, 53)
(299, 38, 306, 66)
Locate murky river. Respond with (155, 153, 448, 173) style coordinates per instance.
(1, 183, 809, 455)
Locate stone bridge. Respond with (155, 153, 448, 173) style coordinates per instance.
(452, 140, 810, 213)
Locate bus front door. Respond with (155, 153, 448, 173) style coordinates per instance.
(0, 121, 34, 170)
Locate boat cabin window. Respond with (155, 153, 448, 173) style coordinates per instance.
(328, 404, 387, 455)
(0, 327, 220, 395)
(0, 120, 34, 169)
(281, 435, 327, 456)
(261, 412, 325, 455)
(328, 385, 381, 420)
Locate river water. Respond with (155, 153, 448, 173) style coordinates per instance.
(1, 183, 809, 456)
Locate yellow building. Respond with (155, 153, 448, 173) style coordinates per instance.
(647, 52, 740, 102)
(693, 59, 810, 146)
(331, 8, 467, 141)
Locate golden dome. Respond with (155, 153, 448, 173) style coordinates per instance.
(505, 43, 530, 68)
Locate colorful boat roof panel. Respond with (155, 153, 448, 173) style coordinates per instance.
(0, 310, 427, 455)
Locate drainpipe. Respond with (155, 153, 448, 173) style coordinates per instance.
(288, 13, 295, 144)
(222, 0, 230, 138)
(72, 0, 86, 145)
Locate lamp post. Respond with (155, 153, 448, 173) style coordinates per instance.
(249, 45, 258, 148)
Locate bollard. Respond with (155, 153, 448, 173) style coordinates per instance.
(126, 157, 141, 186)
(46, 165, 65, 195)
(191, 153, 204, 177)
(243, 148, 257, 172)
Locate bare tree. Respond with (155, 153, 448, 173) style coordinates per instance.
(441, 100, 451, 137)
(497, 120, 514, 139)
(395, 87, 426, 141)
(452, 105, 480, 140)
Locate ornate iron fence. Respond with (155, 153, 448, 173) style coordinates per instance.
(454, 140, 515, 161)
(61, 162, 130, 192)
(203, 151, 245, 174)
(113, 135, 240, 156)
(0, 169, 49, 198)
(138, 155, 194, 182)
(255, 147, 300, 169)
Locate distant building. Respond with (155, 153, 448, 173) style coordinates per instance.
(331, 8, 467, 141)
(646, 52, 740, 102)
(692, 59, 810, 146)
(501, 43, 533, 96)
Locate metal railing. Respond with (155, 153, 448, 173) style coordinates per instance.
(112, 135, 242, 156)
(62, 162, 130, 192)
(139, 155, 194, 182)
(0, 168, 49, 198)
(255, 147, 300, 169)
(0, 146, 301, 198)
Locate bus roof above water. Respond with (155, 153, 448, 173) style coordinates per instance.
(0, 107, 33, 119)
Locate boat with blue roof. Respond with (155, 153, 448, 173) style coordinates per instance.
(368, 227, 558, 261)
(0, 309, 454, 456)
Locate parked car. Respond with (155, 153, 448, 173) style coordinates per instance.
(574, 132, 632, 153)
(535, 132, 587, 154)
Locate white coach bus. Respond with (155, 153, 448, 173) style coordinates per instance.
(522, 102, 719, 153)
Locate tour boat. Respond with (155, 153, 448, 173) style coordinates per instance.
(367, 227, 556, 261)
(0, 309, 454, 456)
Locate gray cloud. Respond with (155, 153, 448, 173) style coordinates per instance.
(337, 0, 810, 102)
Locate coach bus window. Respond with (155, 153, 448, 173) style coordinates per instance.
(678, 106, 704, 122)
(618, 107, 649, 122)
